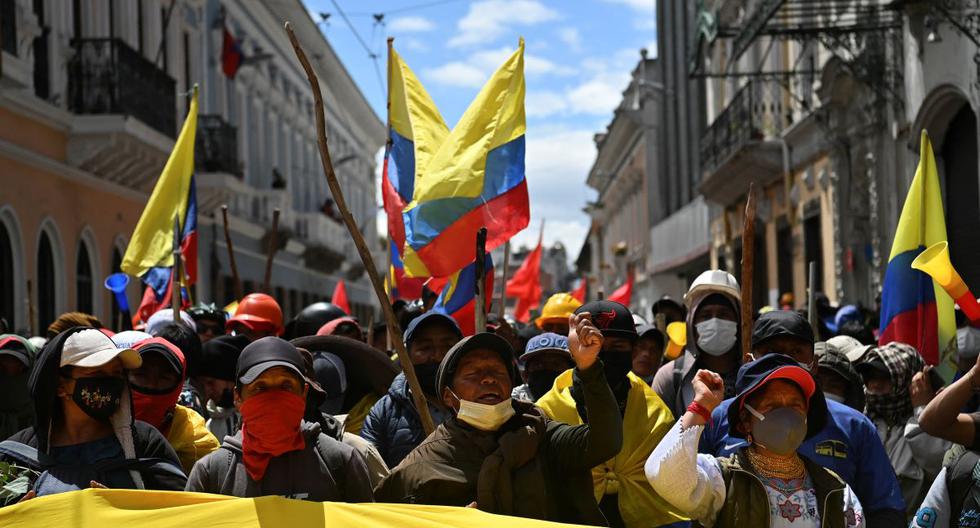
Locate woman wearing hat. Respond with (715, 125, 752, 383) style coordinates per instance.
(645, 354, 864, 526)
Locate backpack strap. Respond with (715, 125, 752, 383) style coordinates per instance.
(946, 448, 980, 514)
(0, 440, 41, 471)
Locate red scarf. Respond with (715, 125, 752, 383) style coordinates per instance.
(239, 390, 307, 481)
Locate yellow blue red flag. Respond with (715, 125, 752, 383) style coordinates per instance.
(382, 40, 529, 278)
(121, 88, 199, 321)
(878, 130, 955, 365)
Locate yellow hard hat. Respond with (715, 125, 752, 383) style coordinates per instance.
(664, 321, 687, 361)
(535, 293, 583, 328)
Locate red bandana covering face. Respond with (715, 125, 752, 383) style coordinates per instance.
(239, 390, 307, 481)
(132, 338, 186, 434)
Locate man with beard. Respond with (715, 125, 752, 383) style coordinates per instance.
(536, 300, 684, 527)
(361, 312, 461, 468)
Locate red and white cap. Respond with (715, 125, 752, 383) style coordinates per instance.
(60, 328, 142, 369)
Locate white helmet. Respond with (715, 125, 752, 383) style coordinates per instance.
(684, 270, 741, 308)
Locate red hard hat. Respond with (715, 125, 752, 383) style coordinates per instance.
(226, 293, 283, 334)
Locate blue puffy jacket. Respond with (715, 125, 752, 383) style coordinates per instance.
(699, 396, 906, 526)
(360, 373, 451, 469)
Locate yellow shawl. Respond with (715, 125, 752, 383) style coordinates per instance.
(536, 370, 685, 527)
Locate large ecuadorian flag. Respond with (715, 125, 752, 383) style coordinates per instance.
(122, 89, 199, 320)
(878, 130, 955, 365)
(382, 40, 529, 278)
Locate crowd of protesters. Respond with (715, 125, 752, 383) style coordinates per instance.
(2, 268, 980, 527)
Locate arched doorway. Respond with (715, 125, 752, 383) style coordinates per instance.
(76, 241, 94, 314)
(37, 231, 56, 333)
(0, 221, 13, 331)
(941, 105, 980, 291)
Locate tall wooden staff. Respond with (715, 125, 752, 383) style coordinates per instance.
(740, 183, 756, 363)
(220, 205, 244, 300)
(475, 228, 488, 332)
(286, 22, 434, 435)
(263, 208, 280, 293)
(497, 240, 510, 319)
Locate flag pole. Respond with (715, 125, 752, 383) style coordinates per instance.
(497, 240, 510, 319)
(263, 208, 280, 293)
(286, 22, 435, 435)
(384, 37, 395, 353)
(740, 183, 756, 363)
(475, 228, 488, 333)
(220, 205, 243, 300)
(172, 214, 182, 323)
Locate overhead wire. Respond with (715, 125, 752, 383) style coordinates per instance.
(330, 0, 387, 103)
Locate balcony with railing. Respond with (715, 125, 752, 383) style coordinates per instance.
(68, 38, 176, 137)
(196, 114, 240, 176)
(64, 38, 177, 190)
(699, 80, 791, 205)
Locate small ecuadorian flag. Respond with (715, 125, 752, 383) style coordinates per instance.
(878, 130, 955, 365)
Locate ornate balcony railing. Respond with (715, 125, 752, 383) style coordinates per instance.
(68, 38, 176, 137)
(196, 114, 240, 176)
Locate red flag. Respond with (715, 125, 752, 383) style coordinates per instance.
(332, 280, 350, 314)
(221, 26, 244, 79)
(608, 273, 634, 307)
(505, 242, 542, 323)
(571, 276, 586, 303)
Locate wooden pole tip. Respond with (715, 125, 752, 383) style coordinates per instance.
(221, 204, 228, 211)
(284, 21, 293, 31)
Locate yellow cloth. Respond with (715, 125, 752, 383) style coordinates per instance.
(344, 393, 380, 436)
(121, 89, 198, 277)
(166, 404, 220, 474)
(0, 489, 593, 527)
(536, 370, 686, 527)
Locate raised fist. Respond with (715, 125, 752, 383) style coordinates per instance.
(568, 312, 602, 371)
(692, 369, 725, 412)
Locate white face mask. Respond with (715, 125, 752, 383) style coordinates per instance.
(696, 318, 738, 356)
(450, 389, 516, 431)
(823, 391, 846, 404)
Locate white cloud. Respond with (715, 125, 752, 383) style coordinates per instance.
(602, 0, 655, 13)
(525, 90, 568, 118)
(389, 16, 436, 33)
(402, 37, 429, 52)
(566, 73, 630, 116)
(424, 47, 574, 88)
(449, 0, 559, 47)
(557, 27, 582, 51)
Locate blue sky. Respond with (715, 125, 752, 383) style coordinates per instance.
(302, 0, 657, 258)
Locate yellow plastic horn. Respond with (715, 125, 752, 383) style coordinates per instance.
(911, 241, 980, 322)
(664, 321, 687, 361)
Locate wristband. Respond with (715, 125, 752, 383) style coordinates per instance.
(687, 401, 713, 426)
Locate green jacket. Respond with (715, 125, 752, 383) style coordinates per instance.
(375, 363, 622, 525)
(716, 450, 849, 528)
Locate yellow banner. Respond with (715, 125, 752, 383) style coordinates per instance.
(0, 489, 595, 527)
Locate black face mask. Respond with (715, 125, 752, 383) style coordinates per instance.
(599, 351, 633, 388)
(414, 363, 440, 397)
(72, 376, 124, 420)
(217, 388, 235, 408)
(527, 370, 561, 399)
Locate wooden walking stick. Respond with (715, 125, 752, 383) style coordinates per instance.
(172, 215, 182, 323)
(263, 208, 280, 293)
(498, 240, 510, 319)
(221, 205, 243, 300)
(285, 22, 434, 435)
(475, 228, 488, 333)
(740, 183, 756, 363)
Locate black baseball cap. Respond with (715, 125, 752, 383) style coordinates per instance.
(404, 311, 462, 345)
(436, 332, 517, 393)
(201, 334, 250, 382)
(236, 336, 307, 385)
(751, 310, 815, 348)
(574, 300, 637, 341)
(727, 354, 827, 439)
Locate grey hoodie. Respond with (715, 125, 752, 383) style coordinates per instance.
(185, 420, 374, 502)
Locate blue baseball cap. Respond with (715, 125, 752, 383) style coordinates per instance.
(404, 311, 462, 345)
(519, 332, 572, 366)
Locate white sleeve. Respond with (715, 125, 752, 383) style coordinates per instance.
(841, 485, 865, 527)
(909, 466, 951, 528)
(645, 421, 726, 525)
